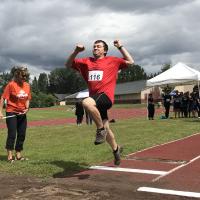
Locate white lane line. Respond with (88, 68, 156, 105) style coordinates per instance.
(152, 154, 200, 182)
(89, 166, 167, 175)
(137, 187, 200, 198)
(125, 157, 187, 164)
(127, 132, 200, 157)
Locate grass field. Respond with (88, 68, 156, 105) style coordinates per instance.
(0, 105, 199, 178)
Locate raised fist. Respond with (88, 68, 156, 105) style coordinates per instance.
(75, 44, 85, 52)
(113, 40, 122, 48)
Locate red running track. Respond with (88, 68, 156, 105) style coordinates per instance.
(78, 133, 200, 198)
(0, 108, 163, 129)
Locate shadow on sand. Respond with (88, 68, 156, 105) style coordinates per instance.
(50, 160, 90, 179)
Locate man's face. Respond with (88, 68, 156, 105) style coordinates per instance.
(93, 42, 106, 58)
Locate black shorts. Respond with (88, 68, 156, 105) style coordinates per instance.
(90, 93, 112, 120)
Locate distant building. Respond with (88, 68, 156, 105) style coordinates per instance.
(65, 80, 158, 104)
(53, 93, 69, 105)
(64, 80, 196, 105)
(115, 80, 148, 103)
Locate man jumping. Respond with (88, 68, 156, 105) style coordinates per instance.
(65, 39, 134, 165)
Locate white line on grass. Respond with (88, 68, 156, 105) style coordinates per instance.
(89, 166, 167, 175)
(137, 187, 200, 198)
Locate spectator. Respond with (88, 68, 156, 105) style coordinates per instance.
(147, 93, 155, 120)
(173, 91, 181, 118)
(162, 91, 171, 118)
(75, 101, 84, 125)
(181, 92, 189, 118)
(0, 66, 31, 162)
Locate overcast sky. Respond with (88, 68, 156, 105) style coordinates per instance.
(0, 0, 200, 79)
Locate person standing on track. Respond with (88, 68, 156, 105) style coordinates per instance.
(162, 90, 171, 119)
(147, 93, 155, 120)
(65, 39, 134, 165)
(0, 66, 31, 162)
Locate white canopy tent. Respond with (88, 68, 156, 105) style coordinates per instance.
(146, 62, 200, 119)
(65, 89, 89, 100)
(146, 62, 200, 87)
(76, 89, 89, 98)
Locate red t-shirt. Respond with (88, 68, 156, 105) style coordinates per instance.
(2, 80, 31, 113)
(72, 56, 127, 103)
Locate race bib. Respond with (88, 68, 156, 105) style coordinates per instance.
(88, 70, 103, 81)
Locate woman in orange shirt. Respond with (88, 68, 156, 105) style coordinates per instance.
(0, 67, 31, 162)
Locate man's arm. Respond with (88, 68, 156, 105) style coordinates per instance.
(65, 44, 85, 68)
(114, 40, 134, 66)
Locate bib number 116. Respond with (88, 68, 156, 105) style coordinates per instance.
(88, 71, 103, 81)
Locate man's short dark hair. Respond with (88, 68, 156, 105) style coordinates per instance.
(94, 40, 108, 55)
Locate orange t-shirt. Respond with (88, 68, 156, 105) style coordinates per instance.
(2, 80, 31, 113)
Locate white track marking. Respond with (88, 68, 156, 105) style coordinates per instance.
(125, 157, 187, 164)
(127, 132, 200, 157)
(137, 187, 200, 198)
(152, 154, 200, 182)
(89, 166, 167, 175)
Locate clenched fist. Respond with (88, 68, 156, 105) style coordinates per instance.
(75, 44, 85, 52)
(113, 40, 122, 48)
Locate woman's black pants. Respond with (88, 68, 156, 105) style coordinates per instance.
(6, 112, 27, 152)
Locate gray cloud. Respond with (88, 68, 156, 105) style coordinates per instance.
(85, 0, 194, 13)
(0, 0, 200, 77)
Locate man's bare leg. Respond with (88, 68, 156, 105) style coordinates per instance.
(82, 97, 103, 129)
(82, 97, 107, 145)
(82, 98, 122, 164)
(103, 120, 122, 165)
(103, 119, 117, 151)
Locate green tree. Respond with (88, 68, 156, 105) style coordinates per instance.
(161, 63, 171, 72)
(38, 73, 48, 93)
(31, 77, 39, 93)
(30, 92, 40, 108)
(30, 92, 56, 108)
(48, 68, 86, 94)
(147, 63, 171, 79)
(117, 64, 147, 83)
(147, 72, 160, 79)
(0, 72, 13, 94)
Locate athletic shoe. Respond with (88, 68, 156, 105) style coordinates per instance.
(94, 128, 107, 145)
(113, 146, 123, 166)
